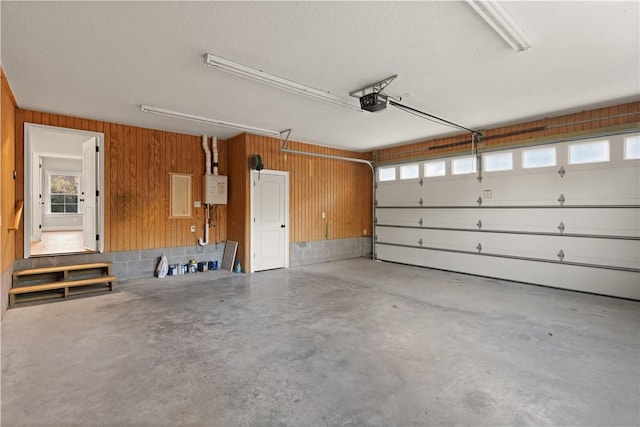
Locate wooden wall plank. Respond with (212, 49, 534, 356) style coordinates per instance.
(14, 109, 25, 259)
(1, 70, 17, 270)
(226, 133, 248, 268)
(102, 122, 111, 252)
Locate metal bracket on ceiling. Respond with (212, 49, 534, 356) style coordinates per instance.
(349, 75, 398, 98)
(279, 129, 292, 150)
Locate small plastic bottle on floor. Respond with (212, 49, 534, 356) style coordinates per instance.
(235, 260, 242, 273)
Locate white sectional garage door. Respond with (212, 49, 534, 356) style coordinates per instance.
(375, 132, 640, 299)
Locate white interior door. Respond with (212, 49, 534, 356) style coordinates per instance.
(32, 155, 43, 242)
(251, 170, 289, 272)
(82, 138, 97, 250)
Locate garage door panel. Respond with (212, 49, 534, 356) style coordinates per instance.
(376, 227, 478, 252)
(378, 207, 639, 237)
(376, 180, 419, 206)
(560, 166, 640, 205)
(377, 209, 480, 229)
(477, 167, 639, 206)
(417, 178, 481, 206)
(481, 208, 640, 237)
(375, 246, 640, 300)
(375, 132, 640, 299)
(480, 234, 639, 268)
(480, 172, 562, 205)
(377, 227, 639, 268)
(379, 177, 481, 207)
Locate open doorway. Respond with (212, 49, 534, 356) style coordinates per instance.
(24, 123, 104, 258)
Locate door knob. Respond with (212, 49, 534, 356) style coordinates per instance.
(281, 224, 286, 228)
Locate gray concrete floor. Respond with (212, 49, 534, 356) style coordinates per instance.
(1, 258, 639, 427)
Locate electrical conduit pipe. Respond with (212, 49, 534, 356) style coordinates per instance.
(198, 135, 211, 246)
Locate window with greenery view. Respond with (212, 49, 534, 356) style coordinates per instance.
(50, 174, 79, 213)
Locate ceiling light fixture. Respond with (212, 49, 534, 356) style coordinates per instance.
(466, 0, 531, 52)
(140, 105, 282, 137)
(204, 53, 362, 112)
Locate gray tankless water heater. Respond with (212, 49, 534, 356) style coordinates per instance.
(203, 175, 228, 205)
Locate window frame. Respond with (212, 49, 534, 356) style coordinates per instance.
(46, 171, 80, 215)
(522, 146, 557, 169)
(399, 163, 420, 180)
(623, 135, 640, 160)
(451, 156, 477, 175)
(568, 140, 610, 165)
(424, 160, 446, 177)
(378, 166, 396, 182)
(483, 152, 513, 172)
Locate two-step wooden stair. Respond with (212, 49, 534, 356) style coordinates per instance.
(10, 262, 116, 307)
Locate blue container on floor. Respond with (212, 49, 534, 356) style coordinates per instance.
(167, 265, 178, 276)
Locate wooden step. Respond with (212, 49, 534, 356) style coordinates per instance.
(10, 262, 116, 307)
(9, 276, 116, 306)
(13, 262, 112, 278)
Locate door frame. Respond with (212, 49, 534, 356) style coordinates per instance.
(24, 123, 105, 258)
(249, 169, 290, 273)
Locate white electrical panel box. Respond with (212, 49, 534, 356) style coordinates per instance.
(204, 175, 228, 205)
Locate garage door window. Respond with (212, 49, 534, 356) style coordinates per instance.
(378, 167, 396, 182)
(484, 152, 513, 172)
(451, 156, 477, 175)
(523, 147, 556, 168)
(424, 160, 446, 177)
(569, 140, 609, 164)
(400, 164, 420, 180)
(624, 136, 640, 160)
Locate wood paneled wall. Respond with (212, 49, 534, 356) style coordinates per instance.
(15, 109, 228, 258)
(225, 133, 249, 270)
(227, 133, 373, 272)
(2, 69, 18, 318)
(1, 69, 17, 272)
(377, 101, 640, 164)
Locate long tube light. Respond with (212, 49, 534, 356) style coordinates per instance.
(466, 0, 531, 52)
(204, 53, 362, 112)
(140, 105, 283, 137)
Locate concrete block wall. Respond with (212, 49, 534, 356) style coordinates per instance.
(13, 243, 227, 281)
(290, 237, 372, 267)
(12, 237, 372, 283)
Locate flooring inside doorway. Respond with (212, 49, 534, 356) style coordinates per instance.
(30, 230, 92, 256)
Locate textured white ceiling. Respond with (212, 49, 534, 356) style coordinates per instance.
(2, 1, 639, 151)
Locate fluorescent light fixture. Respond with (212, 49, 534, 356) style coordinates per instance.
(204, 53, 362, 112)
(140, 105, 282, 137)
(466, 0, 532, 52)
